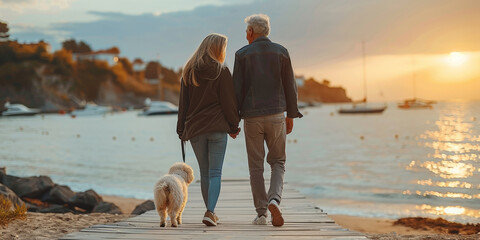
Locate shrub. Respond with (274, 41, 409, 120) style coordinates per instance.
(0, 195, 27, 226)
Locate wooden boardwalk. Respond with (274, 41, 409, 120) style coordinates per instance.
(62, 180, 366, 239)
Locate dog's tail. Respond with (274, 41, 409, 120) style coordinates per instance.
(157, 182, 170, 193)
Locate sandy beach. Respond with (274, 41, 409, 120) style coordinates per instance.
(1, 196, 479, 239)
(0, 195, 144, 240)
(330, 215, 479, 239)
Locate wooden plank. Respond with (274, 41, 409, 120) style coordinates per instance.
(61, 180, 366, 240)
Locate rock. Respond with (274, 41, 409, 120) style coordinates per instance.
(131, 200, 155, 215)
(0, 167, 5, 176)
(1, 174, 20, 188)
(92, 202, 122, 214)
(41, 185, 75, 205)
(10, 176, 55, 198)
(38, 204, 73, 214)
(69, 189, 103, 211)
(25, 203, 40, 212)
(0, 183, 25, 209)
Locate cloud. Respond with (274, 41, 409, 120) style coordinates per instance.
(0, 0, 72, 12)
(8, 0, 480, 100)
(45, 0, 480, 68)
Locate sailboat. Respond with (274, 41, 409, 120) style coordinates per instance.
(397, 57, 435, 109)
(338, 41, 387, 114)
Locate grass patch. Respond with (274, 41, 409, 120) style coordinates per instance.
(0, 195, 27, 226)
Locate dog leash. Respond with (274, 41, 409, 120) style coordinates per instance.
(181, 139, 185, 163)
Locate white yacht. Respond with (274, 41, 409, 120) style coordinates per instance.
(138, 100, 178, 116)
(1, 102, 40, 116)
(70, 103, 112, 117)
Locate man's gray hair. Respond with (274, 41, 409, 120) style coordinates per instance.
(245, 14, 270, 36)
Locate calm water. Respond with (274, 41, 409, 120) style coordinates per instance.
(1, 101, 479, 223)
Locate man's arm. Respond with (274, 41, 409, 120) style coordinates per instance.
(281, 50, 303, 119)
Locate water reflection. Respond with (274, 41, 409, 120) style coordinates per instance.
(416, 204, 480, 218)
(404, 103, 479, 218)
(416, 179, 478, 189)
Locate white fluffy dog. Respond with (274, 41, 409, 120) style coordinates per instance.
(153, 162, 194, 227)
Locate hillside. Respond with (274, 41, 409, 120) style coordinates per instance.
(0, 40, 181, 111)
(298, 79, 351, 103)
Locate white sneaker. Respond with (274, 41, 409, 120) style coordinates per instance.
(268, 200, 284, 227)
(252, 215, 267, 225)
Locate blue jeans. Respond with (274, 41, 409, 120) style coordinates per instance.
(190, 132, 227, 212)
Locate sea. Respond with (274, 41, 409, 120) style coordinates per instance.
(1, 101, 479, 223)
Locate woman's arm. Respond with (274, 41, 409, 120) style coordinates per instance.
(176, 80, 188, 139)
(219, 67, 240, 134)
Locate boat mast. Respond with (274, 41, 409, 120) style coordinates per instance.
(362, 41, 367, 102)
(411, 57, 416, 99)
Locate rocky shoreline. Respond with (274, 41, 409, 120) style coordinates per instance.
(0, 167, 154, 216)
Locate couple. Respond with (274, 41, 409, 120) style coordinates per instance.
(176, 14, 303, 227)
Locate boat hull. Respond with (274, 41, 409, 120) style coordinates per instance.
(138, 110, 178, 116)
(338, 106, 387, 114)
(2, 111, 39, 116)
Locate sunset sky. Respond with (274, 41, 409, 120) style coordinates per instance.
(1, 0, 479, 101)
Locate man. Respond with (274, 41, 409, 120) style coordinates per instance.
(232, 14, 303, 227)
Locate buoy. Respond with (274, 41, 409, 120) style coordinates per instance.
(113, 136, 117, 141)
(76, 134, 80, 138)
(395, 134, 399, 139)
(472, 117, 477, 121)
(360, 136, 365, 140)
(131, 137, 135, 141)
(330, 112, 334, 116)
(71, 115, 76, 119)
(19, 127, 23, 131)
(293, 139, 298, 143)
(150, 137, 154, 142)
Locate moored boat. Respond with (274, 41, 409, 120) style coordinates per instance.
(1, 102, 40, 116)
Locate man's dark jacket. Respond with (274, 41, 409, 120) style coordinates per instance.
(233, 37, 303, 119)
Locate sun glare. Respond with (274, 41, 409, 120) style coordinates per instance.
(447, 52, 468, 67)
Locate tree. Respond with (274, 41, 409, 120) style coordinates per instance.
(61, 39, 92, 53)
(77, 41, 92, 53)
(62, 39, 77, 52)
(0, 21, 10, 40)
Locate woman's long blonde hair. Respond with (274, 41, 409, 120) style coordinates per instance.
(182, 33, 227, 87)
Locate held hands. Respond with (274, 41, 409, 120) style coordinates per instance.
(286, 117, 293, 134)
(229, 128, 241, 139)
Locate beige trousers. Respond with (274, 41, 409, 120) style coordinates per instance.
(244, 112, 286, 216)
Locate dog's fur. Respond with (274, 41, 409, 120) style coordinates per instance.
(153, 162, 194, 227)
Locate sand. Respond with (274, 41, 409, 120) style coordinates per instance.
(0, 195, 143, 240)
(330, 214, 480, 240)
(1, 196, 478, 239)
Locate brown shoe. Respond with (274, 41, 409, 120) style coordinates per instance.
(202, 211, 217, 226)
(268, 200, 284, 227)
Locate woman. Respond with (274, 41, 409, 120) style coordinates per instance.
(176, 33, 240, 226)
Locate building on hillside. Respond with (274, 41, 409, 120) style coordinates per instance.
(72, 47, 120, 66)
(295, 76, 305, 87)
(133, 58, 146, 72)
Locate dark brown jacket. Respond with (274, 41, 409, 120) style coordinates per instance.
(176, 59, 240, 141)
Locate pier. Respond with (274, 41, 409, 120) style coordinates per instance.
(62, 180, 366, 239)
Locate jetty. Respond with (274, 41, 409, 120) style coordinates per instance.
(61, 180, 366, 239)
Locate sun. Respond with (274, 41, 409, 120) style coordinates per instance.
(446, 52, 468, 67)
